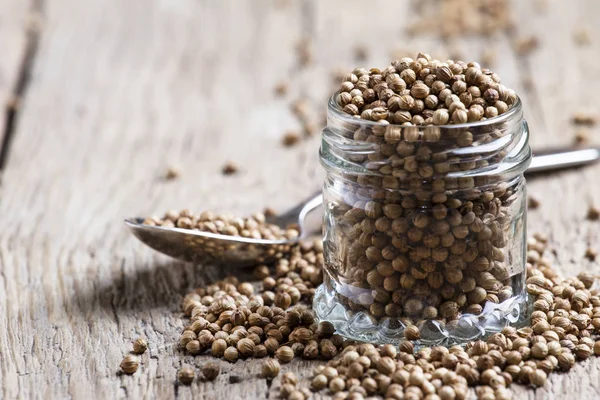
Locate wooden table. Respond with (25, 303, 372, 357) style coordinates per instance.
(1, 0, 599, 398)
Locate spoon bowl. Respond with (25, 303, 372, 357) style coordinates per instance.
(125, 193, 322, 266)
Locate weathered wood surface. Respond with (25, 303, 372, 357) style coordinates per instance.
(0, 0, 599, 399)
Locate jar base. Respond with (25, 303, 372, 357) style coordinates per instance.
(313, 284, 530, 346)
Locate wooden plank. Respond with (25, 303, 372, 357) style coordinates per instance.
(0, 0, 312, 398)
(2, 0, 600, 399)
(508, 0, 600, 399)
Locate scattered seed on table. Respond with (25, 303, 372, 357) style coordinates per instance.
(274, 82, 288, 97)
(572, 113, 597, 126)
(221, 161, 239, 175)
(165, 232, 600, 398)
(202, 362, 220, 381)
(574, 130, 589, 144)
(281, 372, 298, 386)
(132, 338, 147, 354)
(178, 367, 195, 385)
(587, 205, 600, 220)
(165, 165, 181, 180)
(585, 248, 597, 261)
(515, 36, 539, 55)
(528, 196, 540, 210)
(263, 207, 277, 218)
(594, 341, 600, 356)
(302, 121, 317, 137)
(282, 131, 301, 147)
(120, 355, 139, 374)
(291, 99, 310, 121)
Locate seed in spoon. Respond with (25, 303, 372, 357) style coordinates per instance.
(143, 210, 299, 241)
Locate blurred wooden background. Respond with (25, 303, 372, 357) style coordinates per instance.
(0, 0, 599, 398)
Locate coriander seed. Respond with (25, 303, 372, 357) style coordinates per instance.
(594, 341, 600, 356)
(202, 362, 220, 381)
(132, 338, 148, 354)
(224, 346, 239, 363)
(236, 338, 255, 357)
(587, 205, 600, 221)
(165, 165, 181, 180)
(530, 369, 547, 387)
(211, 339, 227, 358)
(186, 340, 202, 355)
(120, 355, 139, 374)
(281, 372, 298, 386)
(311, 374, 328, 391)
(329, 377, 345, 393)
(178, 367, 195, 385)
(282, 132, 301, 147)
(254, 345, 268, 358)
(276, 346, 295, 363)
(404, 325, 420, 341)
(262, 359, 280, 379)
(222, 161, 238, 175)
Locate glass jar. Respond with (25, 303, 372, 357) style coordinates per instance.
(314, 94, 531, 346)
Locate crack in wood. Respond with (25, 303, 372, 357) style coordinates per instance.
(0, 0, 43, 173)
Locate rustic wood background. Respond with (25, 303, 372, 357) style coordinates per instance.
(1, 0, 599, 399)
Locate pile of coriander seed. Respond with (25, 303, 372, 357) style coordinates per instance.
(177, 240, 344, 366)
(166, 234, 600, 400)
(141, 208, 300, 264)
(323, 53, 525, 332)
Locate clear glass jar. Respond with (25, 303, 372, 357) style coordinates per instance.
(314, 94, 531, 346)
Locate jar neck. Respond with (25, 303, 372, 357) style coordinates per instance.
(320, 94, 531, 188)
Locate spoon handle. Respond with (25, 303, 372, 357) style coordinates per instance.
(296, 148, 600, 219)
(527, 147, 600, 174)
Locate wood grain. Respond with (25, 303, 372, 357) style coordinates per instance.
(0, 0, 599, 399)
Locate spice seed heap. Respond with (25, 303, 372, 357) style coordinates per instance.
(297, 235, 600, 399)
(143, 210, 299, 241)
(328, 53, 524, 335)
(173, 232, 600, 399)
(179, 240, 350, 365)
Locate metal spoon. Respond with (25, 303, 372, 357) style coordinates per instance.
(126, 147, 600, 265)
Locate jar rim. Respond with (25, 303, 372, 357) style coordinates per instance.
(327, 92, 523, 130)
